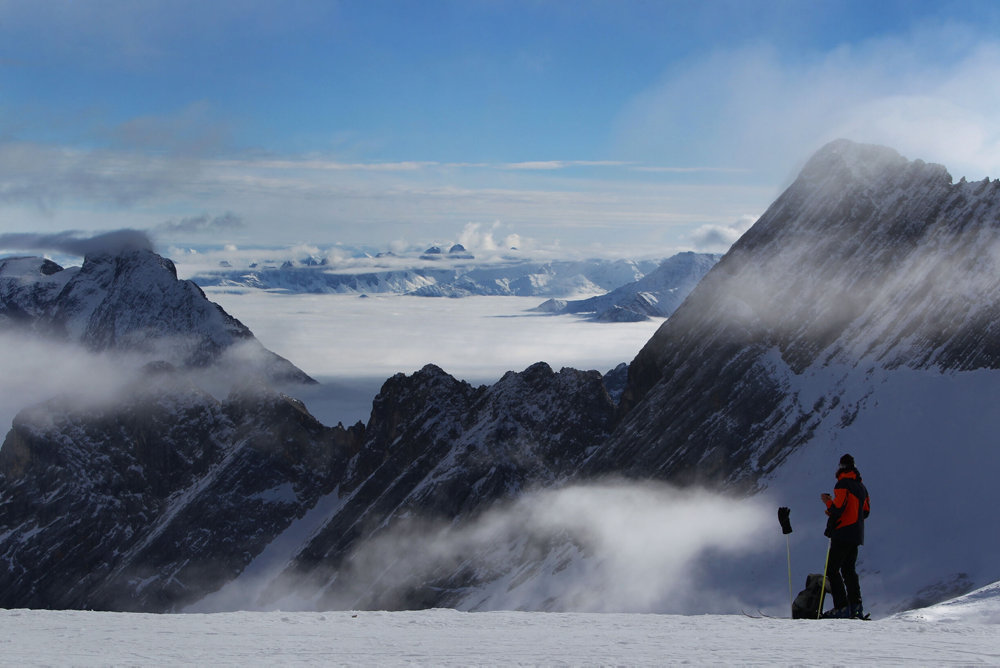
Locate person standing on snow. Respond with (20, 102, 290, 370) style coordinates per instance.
(820, 453, 871, 619)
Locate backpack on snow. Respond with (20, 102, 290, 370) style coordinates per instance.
(791, 573, 829, 619)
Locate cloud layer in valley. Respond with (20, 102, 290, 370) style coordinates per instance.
(196, 481, 773, 614)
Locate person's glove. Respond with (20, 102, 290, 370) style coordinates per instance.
(778, 506, 793, 534)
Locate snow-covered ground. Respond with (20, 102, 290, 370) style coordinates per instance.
(4, 585, 1000, 667)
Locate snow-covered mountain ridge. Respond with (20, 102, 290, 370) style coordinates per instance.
(533, 251, 721, 321)
(191, 255, 683, 299)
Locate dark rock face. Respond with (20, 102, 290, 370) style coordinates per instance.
(0, 369, 361, 611)
(264, 362, 617, 608)
(0, 361, 614, 611)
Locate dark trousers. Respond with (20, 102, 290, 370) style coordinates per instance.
(825, 541, 861, 609)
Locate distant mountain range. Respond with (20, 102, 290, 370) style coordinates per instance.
(192, 248, 721, 321)
(191, 253, 690, 299)
(532, 251, 720, 321)
(3, 139, 1000, 616)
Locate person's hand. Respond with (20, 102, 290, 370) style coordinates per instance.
(821, 493, 832, 503)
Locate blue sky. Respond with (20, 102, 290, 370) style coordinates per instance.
(2, 0, 1000, 258)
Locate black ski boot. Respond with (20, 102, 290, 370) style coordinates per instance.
(821, 606, 851, 619)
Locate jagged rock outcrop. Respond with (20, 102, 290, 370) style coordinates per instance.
(0, 360, 617, 611)
(262, 361, 618, 608)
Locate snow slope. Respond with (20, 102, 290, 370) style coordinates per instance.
(2, 590, 999, 667)
(755, 364, 1000, 616)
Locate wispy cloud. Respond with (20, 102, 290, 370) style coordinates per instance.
(498, 160, 633, 171)
(614, 25, 1000, 182)
(0, 142, 197, 210)
(221, 158, 647, 173)
(688, 216, 757, 253)
(0, 229, 154, 256)
(250, 481, 771, 613)
(631, 166, 750, 174)
(0, 134, 771, 253)
(218, 159, 440, 172)
(154, 212, 245, 236)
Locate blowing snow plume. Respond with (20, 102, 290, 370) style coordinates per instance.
(243, 481, 772, 615)
(0, 229, 154, 257)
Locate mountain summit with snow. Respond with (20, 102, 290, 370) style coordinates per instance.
(2, 140, 1000, 616)
(192, 253, 678, 299)
(0, 248, 313, 383)
(533, 251, 720, 321)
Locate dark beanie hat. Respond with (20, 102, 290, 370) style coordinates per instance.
(839, 453, 855, 469)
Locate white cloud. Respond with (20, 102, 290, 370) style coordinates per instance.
(503, 233, 522, 250)
(454, 224, 527, 253)
(499, 160, 632, 171)
(688, 215, 757, 253)
(203, 291, 664, 382)
(154, 212, 245, 237)
(0, 142, 198, 210)
(0, 333, 142, 431)
(0, 229, 154, 256)
(457, 222, 499, 251)
(267, 481, 772, 613)
(614, 26, 1000, 183)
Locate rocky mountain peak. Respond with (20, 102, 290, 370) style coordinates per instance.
(797, 138, 911, 185)
(0, 247, 314, 384)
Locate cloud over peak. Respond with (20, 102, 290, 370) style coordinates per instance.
(0, 229, 154, 257)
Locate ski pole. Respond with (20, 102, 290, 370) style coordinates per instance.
(817, 539, 831, 618)
(786, 534, 793, 616)
(777, 507, 793, 617)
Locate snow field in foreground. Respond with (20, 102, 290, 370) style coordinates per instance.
(2, 607, 999, 667)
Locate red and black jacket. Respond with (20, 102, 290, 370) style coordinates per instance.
(824, 469, 870, 545)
